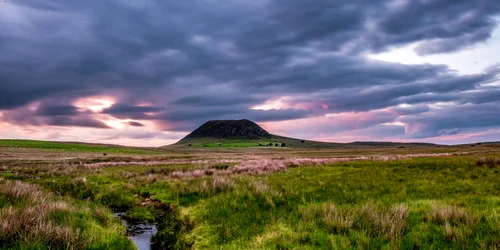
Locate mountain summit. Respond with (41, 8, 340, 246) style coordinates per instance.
(182, 119, 272, 140)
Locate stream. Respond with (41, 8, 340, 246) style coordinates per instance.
(114, 213, 157, 250)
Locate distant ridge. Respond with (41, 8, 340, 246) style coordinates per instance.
(171, 119, 443, 148)
(182, 119, 272, 140)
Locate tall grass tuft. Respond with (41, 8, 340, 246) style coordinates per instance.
(301, 202, 409, 241)
(355, 203, 410, 240)
(429, 204, 475, 225)
(0, 181, 87, 249)
(0, 180, 133, 250)
(173, 177, 236, 197)
(476, 157, 500, 168)
(0, 179, 47, 204)
(322, 203, 356, 234)
(0, 205, 85, 249)
(427, 203, 479, 245)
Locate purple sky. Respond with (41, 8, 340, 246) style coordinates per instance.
(1, 0, 500, 146)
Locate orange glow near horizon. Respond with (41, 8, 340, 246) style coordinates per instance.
(0, 121, 184, 147)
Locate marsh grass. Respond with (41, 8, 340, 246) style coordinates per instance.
(0, 180, 133, 249)
(426, 203, 482, 245)
(173, 177, 236, 197)
(476, 156, 500, 168)
(180, 155, 500, 249)
(301, 202, 409, 240)
(1, 148, 500, 249)
(429, 203, 477, 226)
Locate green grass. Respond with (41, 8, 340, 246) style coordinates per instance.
(0, 179, 134, 250)
(172, 135, 448, 149)
(195, 140, 287, 148)
(174, 135, 331, 148)
(174, 136, 330, 148)
(164, 157, 499, 249)
(1, 148, 499, 249)
(0, 139, 159, 154)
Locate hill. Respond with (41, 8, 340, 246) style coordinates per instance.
(183, 119, 271, 139)
(171, 119, 440, 149)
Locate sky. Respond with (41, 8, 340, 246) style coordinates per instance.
(1, 0, 500, 147)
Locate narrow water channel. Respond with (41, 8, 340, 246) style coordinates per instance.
(114, 213, 157, 250)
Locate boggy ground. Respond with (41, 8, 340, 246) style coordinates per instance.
(0, 140, 499, 249)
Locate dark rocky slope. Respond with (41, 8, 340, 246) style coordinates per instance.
(182, 119, 272, 140)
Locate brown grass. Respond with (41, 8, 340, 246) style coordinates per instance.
(322, 203, 356, 234)
(357, 203, 410, 240)
(428, 203, 479, 244)
(301, 202, 409, 241)
(173, 177, 236, 196)
(0, 204, 84, 248)
(0, 179, 47, 203)
(429, 203, 477, 226)
(476, 156, 500, 168)
(167, 159, 287, 179)
(1, 151, 467, 182)
(231, 159, 286, 175)
(0, 180, 88, 249)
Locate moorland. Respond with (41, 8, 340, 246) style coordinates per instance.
(0, 137, 499, 249)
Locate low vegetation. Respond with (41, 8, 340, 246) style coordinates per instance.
(0, 179, 133, 250)
(0, 139, 158, 154)
(476, 156, 500, 168)
(0, 141, 499, 249)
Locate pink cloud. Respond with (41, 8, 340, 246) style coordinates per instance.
(0, 119, 185, 147)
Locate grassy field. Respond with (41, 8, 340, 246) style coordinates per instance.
(171, 136, 341, 149)
(193, 140, 285, 148)
(0, 141, 499, 249)
(0, 139, 160, 154)
(0, 179, 134, 249)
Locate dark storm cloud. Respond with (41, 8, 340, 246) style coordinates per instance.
(459, 89, 500, 105)
(156, 107, 312, 131)
(0, 66, 87, 109)
(401, 102, 500, 138)
(245, 56, 450, 91)
(357, 124, 407, 139)
(245, 109, 312, 123)
(162, 107, 311, 124)
(46, 116, 109, 128)
(373, 0, 500, 55)
(35, 105, 79, 116)
(2, 106, 109, 129)
(102, 103, 162, 120)
(172, 96, 258, 107)
(0, 97, 109, 128)
(127, 121, 145, 127)
(323, 72, 492, 112)
(0, 0, 500, 138)
(391, 105, 430, 116)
